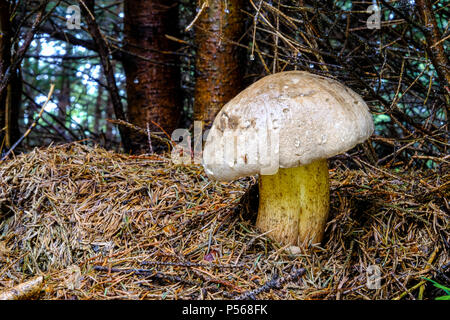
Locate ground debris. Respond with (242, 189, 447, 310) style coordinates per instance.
(0, 143, 448, 299)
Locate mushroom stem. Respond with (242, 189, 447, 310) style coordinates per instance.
(256, 159, 330, 246)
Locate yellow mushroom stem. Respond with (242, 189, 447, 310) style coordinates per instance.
(256, 159, 330, 246)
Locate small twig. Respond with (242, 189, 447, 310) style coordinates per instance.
(141, 260, 248, 269)
(185, 0, 208, 32)
(0, 276, 44, 300)
(234, 267, 306, 300)
(249, 0, 264, 61)
(92, 265, 199, 286)
(192, 268, 243, 293)
(107, 119, 171, 145)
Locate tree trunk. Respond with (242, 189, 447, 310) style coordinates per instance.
(194, 0, 245, 126)
(0, 0, 12, 147)
(123, 0, 182, 153)
(5, 67, 22, 148)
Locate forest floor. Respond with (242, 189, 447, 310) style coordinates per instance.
(0, 143, 448, 300)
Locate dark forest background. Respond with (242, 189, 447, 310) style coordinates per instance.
(0, 0, 448, 169)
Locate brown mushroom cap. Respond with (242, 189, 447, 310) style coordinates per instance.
(203, 71, 374, 181)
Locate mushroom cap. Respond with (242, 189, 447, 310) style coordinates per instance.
(202, 71, 374, 181)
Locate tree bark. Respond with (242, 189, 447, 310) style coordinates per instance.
(0, 0, 12, 147)
(123, 0, 182, 153)
(194, 0, 245, 126)
(5, 67, 22, 148)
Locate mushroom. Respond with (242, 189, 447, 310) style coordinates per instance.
(202, 71, 374, 246)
